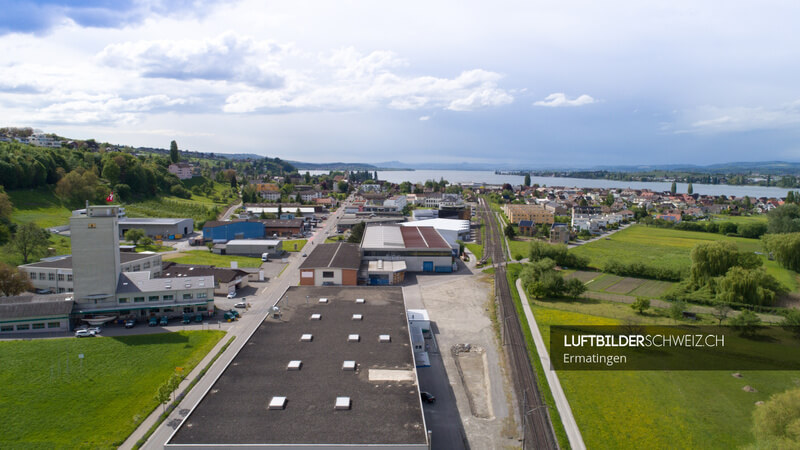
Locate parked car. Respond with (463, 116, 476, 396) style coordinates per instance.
(227, 292, 236, 299)
(87, 326, 101, 334)
(75, 329, 95, 338)
(194, 314, 203, 323)
(234, 301, 247, 309)
(148, 317, 158, 326)
(301, 253, 307, 257)
(159, 316, 168, 326)
(35, 288, 52, 294)
(124, 319, 136, 329)
(420, 391, 436, 403)
(182, 314, 191, 324)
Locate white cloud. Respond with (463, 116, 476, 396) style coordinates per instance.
(97, 32, 286, 88)
(674, 101, 800, 134)
(534, 93, 596, 107)
(27, 94, 187, 125)
(419, 115, 430, 121)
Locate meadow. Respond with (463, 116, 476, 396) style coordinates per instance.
(570, 224, 798, 292)
(0, 331, 224, 449)
(8, 187, 73, 228)
(164, 250, 263, 268)
(282, 239, 307, 252)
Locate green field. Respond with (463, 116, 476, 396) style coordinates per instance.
(0, 234, 71, 266)
(0, 331, 224, 449)
(531, 306, 800, 449)
(283, 239, 307, 252)
(8, 187, 73, 227)
(165, 250, 263, 268)
(507, 238, 531, 259)
(465, 243, 483, 260)
(567, 271, 675, 299)
(570, 224, 799, 292)
(164, 179, 234, 206)
(709, 214, 768, 224)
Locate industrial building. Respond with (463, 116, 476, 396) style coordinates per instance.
(119, 217, 194, 240)
(212, 239, 282, 257)
(161, 262, 251, 296)
(19, 252, 163, 294)
(202, 220, 264, 241)
(360, 260, 407, 285)
(401, 218, 471, 249)
(262, 218, 304, 237)
(166, 286, 428, 449)
(299, 242, 361, 286)
(361, 225, 454, 273)
(0, 294, 73, 334)
(336, 214, 405, 233)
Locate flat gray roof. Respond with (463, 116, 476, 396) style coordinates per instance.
(119, 218, 191, 225)
(299, 242, 361, 270)
(168, 286, 426, 447)
(20, 252, 158, 269)
(0, 294, 74, 320)
(116, 272, 214, 294)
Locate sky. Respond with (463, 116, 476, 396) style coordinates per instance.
(2, 0, 800, 167)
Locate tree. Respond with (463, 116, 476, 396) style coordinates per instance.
(11, 222, 48, 264)
(101, 159, 121, 186)
(669, 300, 687, 321)
(729, 309, 761, 337)
(156, 382, 171, 414)
(767, 204, 800, 234)
(631, 297, 651, 314)
(780, 310, 800, 338)
(55, 169, 102, 206)
(0, 262, 33, 296)
(687, 182, 693, 195)
(604, 192, 615, 206)
(689, 241, 755, 287)
(125, 228, 145, 246)
(140, 236, 154, 248)
(505, 224, 516, 239)
(348, 221, 366, 243)
(752, 387, 800, 448)
(565, 278, 586, 298)
(670, 181, 677, 194)
(524, 173, 531, 187)
(230, 174, 238, 189)
(711, 301, 732, 325)
(763, 232, 800, 272)
(0, 188, 12, 221)
(716, 267, 784, 307)
(170, 140, 179, 163)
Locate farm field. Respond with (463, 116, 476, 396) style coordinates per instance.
(709, 214, 768, 224)
(164, 249, 263, 268)
(8, 187, 72, 228)
(566, 271, 675, 299)
(0, 331, 224, 449)
(570, 224, 798, 292)
(530, 305, 800, 449)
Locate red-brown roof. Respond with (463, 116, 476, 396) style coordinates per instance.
(400, 226, 450, 249)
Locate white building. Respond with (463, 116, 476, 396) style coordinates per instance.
(401, 218, 470, 250)
(168, 163, 194, 180)
(361, 225, 454, 273)
(383, 195, 408, 210)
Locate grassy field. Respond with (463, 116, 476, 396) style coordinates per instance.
(507, 238, 531, 259)
(570, 224, 799, 292)
(164, 179, 234, 206)
(8, 187, 73, 227)
(0, 331, 224, 449)
(465, 243, 483, 260)
(164, 250, 263, 268)
(709, 214, 768, 224)
(0, 234, 72, 266)
(530, 305, 800, 449)
(283, 239, 307, 252)
(132, 243, 173, 253)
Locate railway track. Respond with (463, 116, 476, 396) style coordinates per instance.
(478, 198, 558, 450)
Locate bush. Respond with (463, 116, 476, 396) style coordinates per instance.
(529, 241, 589, 269)
(631, 297, 651, 314)
(729, 309, 761, 337)
(752, 387, 800, 448)
(604, 260, 684, 281)
(738, 222, 768, 239)
(170, 185, 192, 199)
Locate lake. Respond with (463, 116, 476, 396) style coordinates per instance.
(307, 169, 793, 198)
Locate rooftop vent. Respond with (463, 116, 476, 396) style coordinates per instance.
(310, 313, 321, 320)
(269, 396, 287, 410)
(379, 334, 391, 343)
(342, 360, 356, 371)
(301, 334, 313, 342)
(352, 314, 363, 320)
(355, 298, 365, 304)
(184, 283, 191, 288)
(334, 396, 351, 410)
(287, 360, 302, 371)
(319, 298, 328, 304)
(348, 334, 360, 342)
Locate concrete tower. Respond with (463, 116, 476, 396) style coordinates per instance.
(70, 205, 121, 307)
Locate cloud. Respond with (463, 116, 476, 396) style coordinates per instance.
(674, 101, 800, 134)
(0, 0, 230, 35)
(534, 93, 596, 107)
(28, 94, 187, 125)
(419, 115, 430, 121)
(98, 32, 284, 88)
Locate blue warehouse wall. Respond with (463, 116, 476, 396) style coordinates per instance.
(203, 222, 265, 241)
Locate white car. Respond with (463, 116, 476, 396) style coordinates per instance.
(227, 292, 236, 299)
(75, 329, 95, 338)
(234, 301, 247, 309)
(87, 326, 101, 334)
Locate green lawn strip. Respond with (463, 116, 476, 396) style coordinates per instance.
(8, 187, 73, 228)
(481, 267, 495, 274)
(532, 306, 800, 449)
(0, 331, 224, 449)
(276, 263, 289, 278)
(709, 214, 768, 224)
(132, 335, 235, 449)
(283, 239, 307, 252)
(133, 244, 173, 253)
(465, 243, 483, 260)
(167, 250, 263, 268)
(505, 263, 570, 449)
(507, 239, 531, 259)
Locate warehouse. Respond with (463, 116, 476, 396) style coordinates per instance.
(202, 220, 264, 241)
(359, 259, 407, 285)
(161, 262, 250, 296)
(361, 225, 454, 273)
(0, 294, 74, 334)
(119, 217, 194, 240)
(261, 218, 304, 237)
(166, 286, 428, 449)
(401, 218, 471, 249)
(213, 239, 282, 257)
(299, 242, 361, 286)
